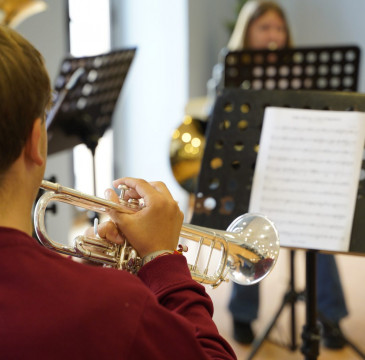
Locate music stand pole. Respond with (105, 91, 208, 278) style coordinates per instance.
(45, 68, 85, 130)
(247, 249, 303, 359)
(299, 251, 364, 360)
(307, 254, 365, 360)
(86, 140, 99, 224)
(289, 250, 299, 350)
(91, 147, 97, 197)
(301, 250, 320, 360)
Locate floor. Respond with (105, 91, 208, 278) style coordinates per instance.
(205, 248, 365, 360)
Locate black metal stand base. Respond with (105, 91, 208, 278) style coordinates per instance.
(247, 250, 365, 359)
(247, 250, 304, 360)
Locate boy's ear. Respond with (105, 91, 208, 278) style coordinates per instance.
(24, 118, 45, 166)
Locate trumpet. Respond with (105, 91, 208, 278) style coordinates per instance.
(34, 180, 280, 288)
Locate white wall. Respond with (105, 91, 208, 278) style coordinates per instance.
(277, 0, 365, 92)
(111, 0, 190, 215)
(188, 0, 237, 97)
(110, 0, 236, 217)
(16, 0, 69, 83)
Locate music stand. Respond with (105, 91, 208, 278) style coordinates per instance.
(224, 45, 360, 92)
(46, 48, 136, 195)
(215, 45, 362, 358)
(191, 88, 365, 359)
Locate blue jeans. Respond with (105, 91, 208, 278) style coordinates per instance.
(228, 253, 348, 323)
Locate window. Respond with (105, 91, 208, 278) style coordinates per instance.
(68, 0, 112, 196)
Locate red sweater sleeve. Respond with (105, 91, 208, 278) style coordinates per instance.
(136, 254, 237, 360)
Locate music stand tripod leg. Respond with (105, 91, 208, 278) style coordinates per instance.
(246, 298, 288, 360)
(317, 307, 365, 358)
(343, 338, 365, 359)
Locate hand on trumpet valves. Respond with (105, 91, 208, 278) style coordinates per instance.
(104, 177, 184, 258)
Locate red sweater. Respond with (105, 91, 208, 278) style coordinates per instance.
(0, 227, 236, 360)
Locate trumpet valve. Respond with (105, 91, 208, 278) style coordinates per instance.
(73, 235, 119, 267)
(119, 244, 141, 273)
(118, 184, 143, 209)
(118, 184, 129, 199)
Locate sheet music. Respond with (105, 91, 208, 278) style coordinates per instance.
(249, 107, 365, 252)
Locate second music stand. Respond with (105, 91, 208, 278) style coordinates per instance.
(215, 44, 362, 359)
(191, 88, 365, 359)
(46, 48, 136, 195)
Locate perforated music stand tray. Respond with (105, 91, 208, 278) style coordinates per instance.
(223, 45, 360, 92)
(46, 48, 136, 155)
(191, 88, 365, 359)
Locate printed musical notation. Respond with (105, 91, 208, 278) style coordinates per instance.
(249, 107, 365, 252)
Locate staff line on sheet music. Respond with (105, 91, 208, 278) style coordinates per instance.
(267, 146, 354, 155)
(266, 155, 355, 167)
(277, 231, 345, 245)
(265, 222, 346, 234)
(261, 197, 346, 208)
(271, 135, 356, 146)
(259, 207, 344, 219)
(273, 220, 344, 230)
(262, 195, 346, 209)
(277, 230, 345, 240)
(274, 125, 358, 135)
(261, 186, 349, 198)
(262, 176, 351, 186)
(265, 166, 353, 176)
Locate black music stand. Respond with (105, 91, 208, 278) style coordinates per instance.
(46, 48, 136, 195)
(191, 88, 365, 360)
(224, 45, 360, 92)
(214, 45, 362, 359)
